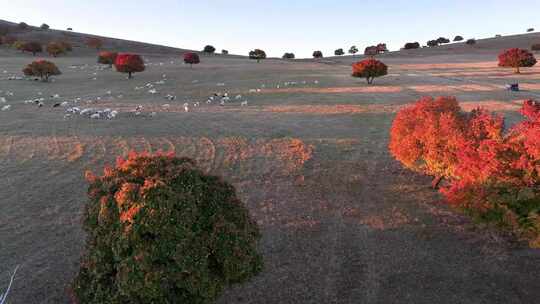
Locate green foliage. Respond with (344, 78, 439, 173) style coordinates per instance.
(73, 152, 263, 304)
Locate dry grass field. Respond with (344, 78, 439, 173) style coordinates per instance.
(1, 25, 540, 303)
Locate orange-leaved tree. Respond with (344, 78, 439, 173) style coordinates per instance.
(352, 58, 388, 84)
(389, 96, 469, 187)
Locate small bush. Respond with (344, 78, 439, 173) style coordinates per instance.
(46, 42, 66, 57)
(498, 48, 537, 74)
(532, 44, 540, 51)
(527, 28, 535, 32)
(72, 152, 263, 303)
(86, 38, 103, 50)
(115, 53, 145, 79)
(221, 49, 228, 55)
(312, 50, 323, 58)
(40, 23, 50, 30)
(427, 40, 439, 47)
(203, 45, 216, 54)
(349, 45, 358, 56)
(466, 39, 476, 45)
(453, 35, 464, 42)
(67, 27, 73, 31)
(404, 42, 420, 49)
(334, 48, 344, 56)
(97, 51, 118, 67)
(23, 60, 61, 81)
(183, 52, 200, 67)
(22, 42, 42, 56)
(282, 52, 295, 59)
(249, 49, 266, 62)
(18, 22, 29, 30)
(351, 58, 388, 84)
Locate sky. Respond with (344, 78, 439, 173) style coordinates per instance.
(1, 0, 538, 58)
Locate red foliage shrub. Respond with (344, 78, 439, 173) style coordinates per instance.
(351, 58, 388, 84)
(498, 48, 537, 73)
(23, 60, 61, 81)
(389, 96, 469, 184)
(97, 51, 118, 67)
(183, 52, 200, 67)
(86, 37, 103, 50)
(22, 42, 42, 56)
(114, 53, 145, 79)
(72, 152, 263, 303)
(390, 97, 540, 246)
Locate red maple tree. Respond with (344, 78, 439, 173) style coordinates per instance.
(115, 53, 145, 79)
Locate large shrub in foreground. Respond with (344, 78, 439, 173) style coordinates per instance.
(498, 48, 537, 74)
(115, 53, 145, 79)
(73, 152, 263, 303)
(23, 60, 61, 81)
(351, 58, 388, 84)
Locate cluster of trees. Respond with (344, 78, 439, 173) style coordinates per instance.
(498, 48, 537, 74)
(389, 97, 540, 247)
(72, 152, 263, 303)
(330, 46, 358, 56)
(351, 58, 388, 84)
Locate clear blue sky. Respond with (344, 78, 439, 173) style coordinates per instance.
(1, 0, 538, 58)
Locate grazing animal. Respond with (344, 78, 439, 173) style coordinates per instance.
(1, 105, 11, 111)
(241, 101, 248, 106)
(183, 103, 189, 112)
(90, 113, 100, 119)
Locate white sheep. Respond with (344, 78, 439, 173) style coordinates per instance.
(241, 101, 248, 106)
(183, 103, 189, 112)
(1, 105, 11, 111)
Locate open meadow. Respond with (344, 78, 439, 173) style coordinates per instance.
(1, 28, 540, 303)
